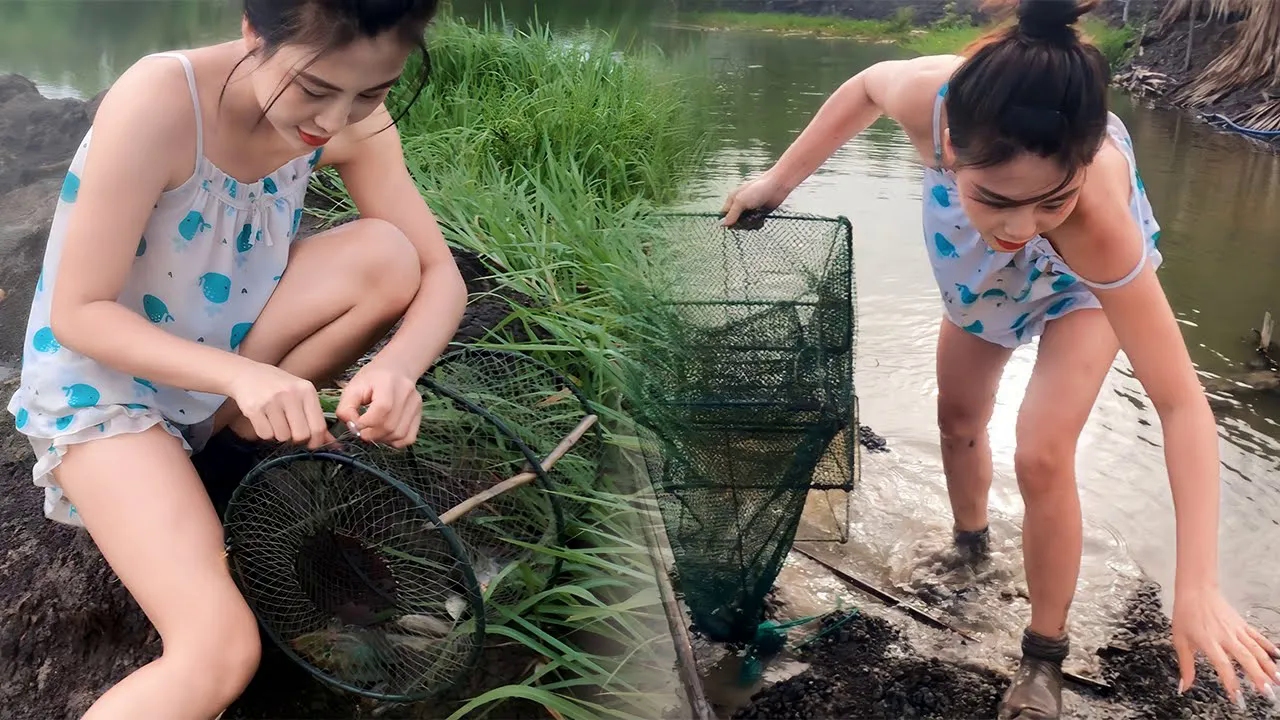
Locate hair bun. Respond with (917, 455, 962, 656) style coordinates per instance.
(1017, 0, 1091, 42)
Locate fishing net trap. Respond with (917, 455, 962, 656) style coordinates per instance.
(221, 347, 601, 702)
(631, 210, 859, 647)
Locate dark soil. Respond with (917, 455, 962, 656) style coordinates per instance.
(733, 610, 1006, 719)
(734, 580, 1280, 720)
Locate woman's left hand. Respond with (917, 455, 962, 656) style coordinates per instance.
(335, 360, 423, 448)
(1172, 584, 1280, 707)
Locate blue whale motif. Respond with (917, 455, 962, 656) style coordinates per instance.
(200, 272, 232, 304)
(230, 322, 253, 350)
(1051, 274, 1076, 292)
(32, 326, 60, 353)
(933, 233, 959, 259)
(60, 172, 80, 203)
(931, 184, 950, 208)
(142, 294, 175, 323)
(63, 383, 101, 408)
(178, 211, 211, 242)
(955, 283, 980, 305)
(236, 224, 254, 253)
(1046, 296, 1076, 318)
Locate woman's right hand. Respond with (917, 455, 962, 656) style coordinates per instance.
(227, 363, 335, 449)
(720, 170, 794, 228)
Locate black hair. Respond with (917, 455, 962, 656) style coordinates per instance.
(945, 0, 1110, 198)
(221, 0, 440, 130)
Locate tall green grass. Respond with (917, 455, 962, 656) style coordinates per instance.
(310, 13, 714, 720)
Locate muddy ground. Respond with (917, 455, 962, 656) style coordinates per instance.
(730, 581, 1279, 720)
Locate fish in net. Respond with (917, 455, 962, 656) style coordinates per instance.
(223, 350, 599, 700)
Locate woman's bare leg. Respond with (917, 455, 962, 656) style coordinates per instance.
(55, 426, 260, 720)
(999, 308, 1120, 720)
(936, 316, 1015, 540)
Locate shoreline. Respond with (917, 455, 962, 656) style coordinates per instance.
(676, 8, 1279, 150)
(675, 10, 1135, 65)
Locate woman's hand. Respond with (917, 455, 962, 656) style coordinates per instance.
(720, 170, 794, 228)
(336, 360, 423, 448)
(1173, 584, 1279, 706)
(227, 363, 334, 449)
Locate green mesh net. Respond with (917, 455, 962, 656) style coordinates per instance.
(630, 211, 858, 645)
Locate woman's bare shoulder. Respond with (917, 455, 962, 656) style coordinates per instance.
(861, 54, 963, 153)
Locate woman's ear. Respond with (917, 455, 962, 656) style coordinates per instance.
(241, 15, 261, 50)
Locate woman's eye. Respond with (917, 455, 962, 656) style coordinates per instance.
(300, 86, 325, 99)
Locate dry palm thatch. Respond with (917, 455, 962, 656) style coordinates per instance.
(1231, 98, 1280, 132)
(1158, 0, 1251, 30)
(1173, 0, 1280, 122)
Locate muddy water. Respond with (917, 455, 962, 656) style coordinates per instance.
(4, 0, 1279, 702)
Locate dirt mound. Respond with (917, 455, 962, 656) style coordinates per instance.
(734, 580, 1279, 720)
(732, 610, 1007, 719)
(1098, 583, 1278, 720)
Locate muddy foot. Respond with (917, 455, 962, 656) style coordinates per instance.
(953, 526, 991, 568)
(998, 629, 1069, 719)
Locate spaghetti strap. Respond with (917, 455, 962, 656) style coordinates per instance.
(148, 52, 204, 167)
(930, 82, 948, 169)
(1076, 241, 1150, 291)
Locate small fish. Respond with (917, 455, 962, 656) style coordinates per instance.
(395, 613, 455, 637)
(445, 594, 467, 621)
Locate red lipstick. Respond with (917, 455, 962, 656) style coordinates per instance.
(298, 129, 330, 147)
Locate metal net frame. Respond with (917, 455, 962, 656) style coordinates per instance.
(631, 210, 859, 644)
(221, 349, 600, 702)
(223, 449, 487, 702)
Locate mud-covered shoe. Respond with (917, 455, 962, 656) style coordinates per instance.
(953, 525, 991, 568)
(998, 628, 1069, 720)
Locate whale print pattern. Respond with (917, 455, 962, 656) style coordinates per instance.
(7, 52, 325, 528)
(920, 85, 1164, 348)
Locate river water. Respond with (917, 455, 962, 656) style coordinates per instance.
(4, 0, 1278, 693)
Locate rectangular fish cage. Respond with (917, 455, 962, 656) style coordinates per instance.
(631, 211, 859, 644)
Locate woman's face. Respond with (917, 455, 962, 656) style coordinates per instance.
(949, 145, 1088, 252)
(243, 21, 413, 150)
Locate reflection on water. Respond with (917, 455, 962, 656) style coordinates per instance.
(3, 0, 1278, 673)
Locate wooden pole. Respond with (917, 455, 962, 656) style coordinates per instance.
(437, 414, 597, 525)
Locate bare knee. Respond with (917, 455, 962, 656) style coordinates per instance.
(1013, 434, 1077, 501)
(350, 218, 422, 314)
(937, 395, 991, 450)
(163, 599, 261, 706)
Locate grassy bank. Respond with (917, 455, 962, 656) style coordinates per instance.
(680, 10, 1136, 68)
(310, 13, 715, 720)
